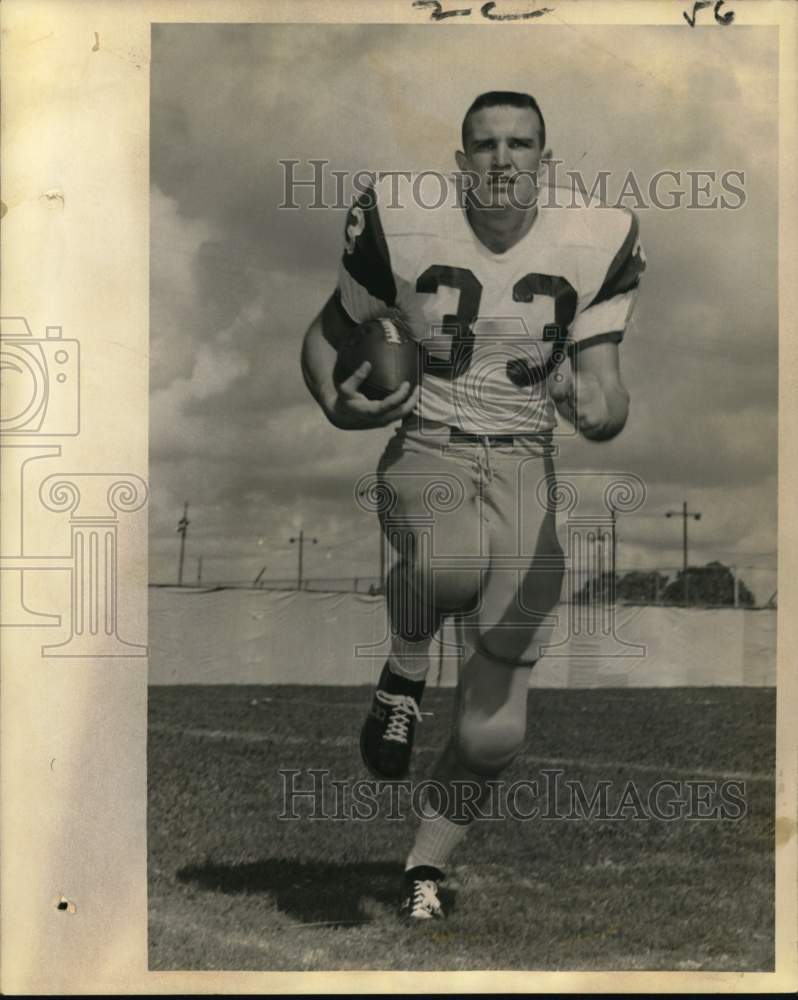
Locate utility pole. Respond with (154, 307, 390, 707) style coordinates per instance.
(289, 529, 317, 590)
(177, 502, 190, 586)
(665, 501, 701, 605)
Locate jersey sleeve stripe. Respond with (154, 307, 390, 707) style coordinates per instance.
(588, 209, 645, 308)
(330, 288, 360, 328)
(568, 331, 625, 353)
(341, 189, 397, 307)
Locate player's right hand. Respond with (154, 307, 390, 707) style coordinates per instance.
(325, 362, 419, 430)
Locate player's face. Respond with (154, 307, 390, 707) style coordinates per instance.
(457, 105, 545, 209)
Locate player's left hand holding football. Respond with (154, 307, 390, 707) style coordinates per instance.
(326, 362, 420, 430)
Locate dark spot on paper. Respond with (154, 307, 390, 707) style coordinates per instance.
(776, 816, 794, 848)
(41, 190, 65, 207)
(0, 201, 6, 219)
(92, 32, 100, 52)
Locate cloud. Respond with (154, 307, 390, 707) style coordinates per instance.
(150, 186, 216, 388)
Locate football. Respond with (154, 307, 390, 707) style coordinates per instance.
(333, 315, 420, 401)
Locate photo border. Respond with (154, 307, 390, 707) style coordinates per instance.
(1, 0, 795, 993)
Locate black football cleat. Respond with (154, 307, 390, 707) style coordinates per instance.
(360, 661, 425, 781)
(399, 865, 445, 921)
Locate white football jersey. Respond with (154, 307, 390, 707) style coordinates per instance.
(337, 176, 645, 434)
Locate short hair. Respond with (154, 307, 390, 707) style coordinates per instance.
(461, 91, 546, 151)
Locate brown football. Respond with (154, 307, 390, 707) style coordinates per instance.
(333, 316, 420, 401)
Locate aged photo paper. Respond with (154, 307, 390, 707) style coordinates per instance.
(1, 0, 796, 993)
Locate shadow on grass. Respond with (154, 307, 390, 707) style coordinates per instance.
(177, 858, 453, 926)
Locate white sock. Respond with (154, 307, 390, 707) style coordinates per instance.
(388, 632, 433, 681)
(405, 812, 468, 872)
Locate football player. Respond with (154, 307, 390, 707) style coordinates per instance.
(301, 91, 645, 920)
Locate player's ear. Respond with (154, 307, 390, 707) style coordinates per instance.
(455, 148, 468, 172)
(539, 147, 554, 184)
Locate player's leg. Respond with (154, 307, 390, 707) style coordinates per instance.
(475, 454, 565, 667)
(400, 647, 537, 920)
(401, 446, 565, 916)
(360, 431, 484, 781)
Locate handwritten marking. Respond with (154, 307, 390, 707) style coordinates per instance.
(412, 0, 555, 22)
(683, 0, 711, 26)
(714, 0, 735, 25)
(683, 0, 734, 26)
(481, 1, 554, 20)
(412, 0, 471, 20)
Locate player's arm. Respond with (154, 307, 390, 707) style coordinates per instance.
(549, 340, 629, 441)
(301, 293, 418, 431)
(552, 208, 645, 440)
(302, 184, 420, 430)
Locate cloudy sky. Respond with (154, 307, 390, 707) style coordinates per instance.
(150, 22, 778, 598)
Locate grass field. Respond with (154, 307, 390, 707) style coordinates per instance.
(148, 684, 775, 972)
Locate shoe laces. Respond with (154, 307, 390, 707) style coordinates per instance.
(375, 690, 422, 743)
(410, 878, 442, 918)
